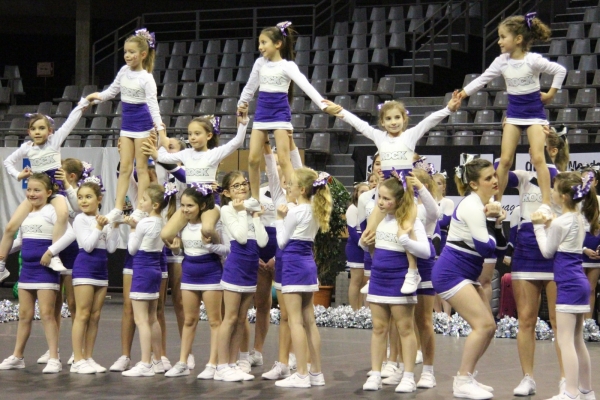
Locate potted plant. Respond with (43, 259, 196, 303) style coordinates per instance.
(313, 175, 351, 307)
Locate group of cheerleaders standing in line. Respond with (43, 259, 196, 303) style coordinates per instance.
(0, 12, 596, 400)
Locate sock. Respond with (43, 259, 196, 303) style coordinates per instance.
(216, 363, 228, 371)
(579, 388, 591, 394)
(228, 363, 236, 368)
(564, 390, 577, 399)
(143, 362, 152, 367)
(398, 363, 405, 372)
(297, 373, 308, 379)
(239, 352, 249, 361)
(423, 365, 434, 374)
(309, 371, 321, 376)
(0, 260, 6, 271)
(404, 372, 415, 381)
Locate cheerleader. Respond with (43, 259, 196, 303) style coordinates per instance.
(531, 171, 597, 400)
(214, 171, 268, 382)
(580, 165, 600, 321)
(503, 206, 521, 267)
(162, 184, 229, 378)
(0, 173, 76, 374)
(121, 184, 176, 377)
(69, 177, 119, 374)
(432, 172, 453, 315)
(431, 155, 507, 400)
(273, 167, 332, 388)
(347, 182, 369, 311)
(361, 173, 431, 392)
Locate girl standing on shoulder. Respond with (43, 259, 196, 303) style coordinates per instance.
(458, 13, 566, 218)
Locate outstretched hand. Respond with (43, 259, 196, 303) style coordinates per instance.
(447, 90, 462, 112)
(321, 99, 344, 117)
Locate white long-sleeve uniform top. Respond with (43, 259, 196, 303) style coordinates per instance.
(10, 204, 76, 256)
(98, 65, 162, 131)
(238, 58, 326, 111)
(73, 213, 119, 253)
(346, 204, 360, 233)
(438, 197, 454, 230)
(509, 166, 562, 224)
(156, 122, 247, 184)
(261, 148, 302, 227)
(4, 99, 90, 179)
(340, 108, 451, 175)
(275, 203, 320, 249)
(417, 186, 440, 238)
(463, 53, 566, 96)
(128, 216, 164, 255)
(181, 222, 229, 257)
(374, 214, 430, 259)
(65, 186, 81, 222)
(534, 212, 585, 258)
(357, 188, 377, 231)
(220, 204, 268, 247)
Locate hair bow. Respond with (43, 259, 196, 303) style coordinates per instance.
(312, 172, 331, 194)
(455, 153, 480, 184)
(189, 182, 213, 197)
(202, 115, 221, 135)
(25, 113, 55, 126)
(163, 181, 179, 200)
(391, 167, 408, 190)
(525, 12, 537, 30)
(556, 125, 567, 139)
(413, 156, 427, 170)
(425, 163, 438, 176)
(573, 171, 594, 200)
(277, 21, 292, 37)
(377, 100, 392, 111)
(135, 28, 156, 49)
(439, 170, 448, 179)
(82, 175, 105, 192)
(80, 161, 94, 181)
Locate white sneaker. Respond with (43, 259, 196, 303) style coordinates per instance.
(197, 364, 216, 380)
(237, 359, 251, 373)
(42, 358, 62, 374)
(161, 356, 172, 371)
(187, 354, 195, 370)
(415, 350, 423, 364)
(67, 353, 74, 365)
(37, 350, 50, 364)
(70, 359, 96, 374)
(309, 372, 325, 386)
(243, 198, 262, 212)
(165, 361, 190, 377)
(288, 353, 297, 370)
(262, 362, 290, 380)
(87, 358, 106, 373)
(453, 374, 493, 399)
(105, 208, 124, 224)
(213, 365, 243, 382)
(249, 350, 263, 366)
(234, 365, 255, 381)
(513, 374, 536, 396)
(122, 362, 154, 377)
(382, 369, 403, 385)
(0, 355, 25, 370)
(48, 256, 67, 272)
(360, 280, 370, 294)
(401, 269, 421, 294)
(549, 394, 581, 400)
(0, 268, 10, 283)
(580, 390, 596, 400)
(275, 372, 311, 388)
(472, 371, 494, 392)
(130, 209, 148, 222)
(152, 359, 165, 374)
(395, 376, 416, 393)
(363, 375, 382, 391)
(417, 371, 436, 388)
(381, 362, 398, 378)
(109, 356, 130, 372)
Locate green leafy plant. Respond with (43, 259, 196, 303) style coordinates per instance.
(314, 175, 351, 286)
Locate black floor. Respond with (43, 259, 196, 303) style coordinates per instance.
(1, 288, 599, 399)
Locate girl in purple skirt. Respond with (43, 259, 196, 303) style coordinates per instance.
(531, 171, 598, 400)
(70, 177, 119, 374)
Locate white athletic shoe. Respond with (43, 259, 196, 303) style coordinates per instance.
(165, 361, 190, 377)
(0, 355, 25, 370)
(152, 359, 165, 374)
(309, 372, 325, 386)
(400, 269, 421, 294)
(234, 365, 255, 381)
(213, 365, 243, 382)
(513, 374, 536, 396)
(360, 280, 370, 294)
(382, 369, 403, 385)
(472, 371, 494, 392)
(415, 349, 423, 364)
(395, 376, 416, 393)
(0, 268, 10, 283)
(248, 350, 263, 366)
(37, 350, 50, 364)
(549, 394, 581, 400)
(70, 359, 95, 374)
(288, 353, 297, 370)
(417, 371, 436, 388)
(87, 358, 106, 373)
(67, 353, 74, 365)
(48, 256, 67, 272)
(197, 364, 216, 380)
(237, 359, 251, 374)
(262, 362, 290, 380)
(161, 356, 172, 371)
(453, 374, 493, 400)
(381, 362, 398, 378)
(187, 354, 195, 370)
(130, 209, 148, 223)
(243, 198, 262, 212)
(122, 362, 154, 377)
(105, 208, 124, 224)
(42, 358, 62, 374)
(109, 356, 131, 372)
(275, 372, 311, 388)
(580, 390, 596, 400)
(363, 375, 382, 391)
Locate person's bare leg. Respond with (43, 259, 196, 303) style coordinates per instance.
(37, 290, 59, 359)
(72, 285, 93, 362)
(544, 280, 564, 378)
(513, 279, 542, 377)
(301, 293, 322, 373)
(49, 196, 68, 249)
(217, 290, 241, 365)
(179, 290, 201, 363)
(284, 293, 311, 375)
(200, 208, 221, 245)
(13, 289, 36, 358)
(228, 294, 253, 364)
(584, 268, 600, 320)
(84, 286, 107, 359)
(369, 302, 391, 372)
(253, 268, 273, 353)
(415, 296, 435, 366)
(168, 262, 184, 337)
(157, 278, 168, 357)
(495, 124, 521, 202)
(132, 300, 152, 364)
(478, 261, 495, 306)
(248, 130, 268, 201)
(273, 129, 294, 193)
(134, 137, 150, 209)
(203, 290, 223, 366)
(0, 200, 33, 261)
(121, 274, 135, 357)
(114, 137, 135, 210)
(276, 289, 292, 365)
(391, 304, 417, 373)
(527, 125, 551, 206)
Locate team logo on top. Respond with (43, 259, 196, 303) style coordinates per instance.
(21, 225, 43, 234)
(260, 75, 286, 86)
(121, 86, 145, 100)
(187, 168, 210, 177)
(376, 231, 399, 244)
(522, 193, 543, 202)
(248, 223, 256, 233)
(30, 155, 57, 167)
(183, 239, 203, 248)
(505, 75, 535, 87)
(261, 202, 276, 211)
(381, 151, 408, 161)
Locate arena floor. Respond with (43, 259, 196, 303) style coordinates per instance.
(1, 288, 599, 399)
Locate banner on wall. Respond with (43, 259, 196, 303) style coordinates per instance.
(516, 152, 600, 172)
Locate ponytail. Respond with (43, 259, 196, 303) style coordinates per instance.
(499, 14, 551, 51)
(546, 128, 570, 172)
(379, 177, 415, 228)
(295, 168, 332, 232)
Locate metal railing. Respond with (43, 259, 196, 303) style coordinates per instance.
(410, 0, 480, 96)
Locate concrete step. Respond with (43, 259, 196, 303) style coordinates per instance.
(554, 13, 585, 23)
(324, 165, 354, 176)
(388, 72, 429, 83)
(403, 57, 446, 67)
(327, 154, 354, 165)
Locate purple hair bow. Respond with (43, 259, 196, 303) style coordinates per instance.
(573, 171, 594, 200)
(312, 172, 331, 194)
(163, 181, 179, 200)
(525, 12, 537, 30)
(135, 28, 156, 49)
(25, 113, 55, 126)
(189, 182, 213, 197)
(277, 21, 292, 37)
(413, 156, 427, 170)
(425, 163, 438, 176)
(391, 167, 407, 190)
(82, 175, 105, 192)
(80, 161, 94, 180)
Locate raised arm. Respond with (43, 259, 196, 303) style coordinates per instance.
(339, 109, 381, 142)
(97, 66, 126, 101)
(401, 106, 452, 149)
(285, 62, 326, 111)
(417, 186, 439, 226)
(462, 56, 504, 96)
(264, 152, 286, 208)
(207, 121, 248, 163)
(51, 97, 90, 146)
